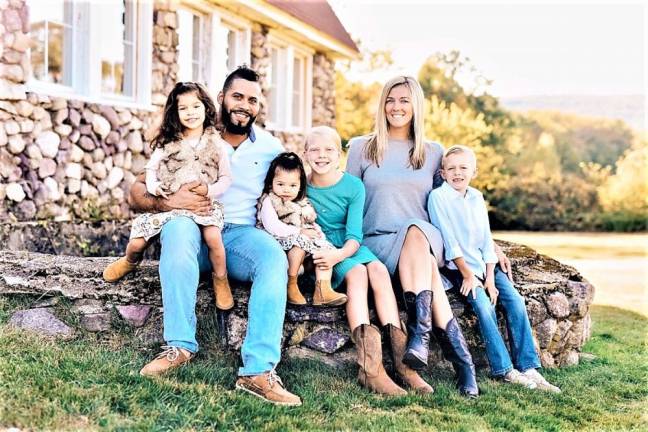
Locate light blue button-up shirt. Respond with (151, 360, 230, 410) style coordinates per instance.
(220, 125, 284, 225)
(428, 181, 498, 279)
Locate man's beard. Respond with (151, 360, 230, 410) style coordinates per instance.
(221, 102, 256, 135)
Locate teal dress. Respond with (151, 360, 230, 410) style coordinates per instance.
(306, 172, 378, 288)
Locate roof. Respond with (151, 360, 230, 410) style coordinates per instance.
(265, 0, 359, 53)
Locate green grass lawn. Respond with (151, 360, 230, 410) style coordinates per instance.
(0, 298, 646, 431)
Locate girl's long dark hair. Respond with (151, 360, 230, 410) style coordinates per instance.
(262, 152, 308, 201)
(151, 82, 218, 149)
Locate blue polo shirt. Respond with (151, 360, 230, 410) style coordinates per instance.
(220, 125, 284, 225)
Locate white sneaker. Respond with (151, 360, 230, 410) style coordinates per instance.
(522, 369, 561, 393)
(503, 369, 537, 389)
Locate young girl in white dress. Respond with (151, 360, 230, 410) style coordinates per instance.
(103, 82, 235, 311)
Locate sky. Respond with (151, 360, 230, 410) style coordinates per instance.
(329, 1, 646, 98)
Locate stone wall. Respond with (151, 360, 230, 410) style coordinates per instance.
(0, 1, 340, 222)
(0, 1, 184, 222)
(0, 223, 595, 370)
(311, 53, 336, 128)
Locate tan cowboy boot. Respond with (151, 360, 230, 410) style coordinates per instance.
(287, 275, 307, 305)
(103, 257, 138, 282)
(385, 323, 434, 394)
(312, 279, 347, 307)
(213, 273, 234, 310)
(353, 324, 407, 396)
(139, 345, 193, 376)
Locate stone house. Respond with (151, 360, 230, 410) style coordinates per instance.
(0, 0, 359, 221)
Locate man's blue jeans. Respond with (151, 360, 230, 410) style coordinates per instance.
(445, 266, 540, 376)
(158, 217, 288, 376)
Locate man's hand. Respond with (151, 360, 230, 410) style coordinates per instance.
(460, 274, 480, 300)
(166, 181, 212, 216)
(484, 276, 498, 305)
(312, 249, 343, 271)
(494, 243, 513, 283)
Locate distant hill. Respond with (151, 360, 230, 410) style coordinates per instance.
(500, 94, 645, 131)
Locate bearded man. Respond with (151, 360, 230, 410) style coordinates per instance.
(129, 67, 301, 406)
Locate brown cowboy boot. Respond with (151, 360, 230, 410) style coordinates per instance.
(353, 324, 407, 396)
(384, 323, 434, 394)
(103, 256, 138, 282)
(139, 345, 193, 377)
(287, 275, 307, 305)
(213, 273, 234, 310)
(312, 279, 347, 307)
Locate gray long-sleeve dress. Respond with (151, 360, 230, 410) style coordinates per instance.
(346, 136, 445, 275)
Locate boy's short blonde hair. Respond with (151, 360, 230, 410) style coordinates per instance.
(305, 125, 342, 152)
(442, 144, 477, 168)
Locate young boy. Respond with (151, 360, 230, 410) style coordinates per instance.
(428, 145, 560, 393)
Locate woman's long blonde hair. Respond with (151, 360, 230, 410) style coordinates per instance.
(365, 76, 427, 169)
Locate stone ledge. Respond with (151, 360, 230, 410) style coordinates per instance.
(0, 240, 594, 370)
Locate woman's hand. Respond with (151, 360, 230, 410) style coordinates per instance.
(484, 276, 498, 305)
(494, 243, 513, 282)
(312, 249, 343, 270)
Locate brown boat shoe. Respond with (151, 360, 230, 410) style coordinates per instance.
(139, 345, 193, 377)
(235, 370, 302, 406)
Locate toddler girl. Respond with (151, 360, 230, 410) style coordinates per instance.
(103, 82, 235, 311)
(256, 152, 347, 306)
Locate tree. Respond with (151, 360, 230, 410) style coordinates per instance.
(596, 133, 648, 230)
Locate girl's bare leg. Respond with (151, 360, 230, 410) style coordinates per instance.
(125, 237, 148, 263)
(366, 261, 400, 327)
(202, 226, 226, 278)
(314, 265, 333, 282)
(287, 247, 306, 277)
(344, 265, 370, 331)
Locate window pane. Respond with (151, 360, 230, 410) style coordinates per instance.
(29, 0, 73, 85)
(226, 29, 237, 71)
(192, 15, 201, 81)
(98, 0, 135, 96)
(267, 47, 280, 124)
(178, 9, 204, 83)
(292, 57, 303, 127)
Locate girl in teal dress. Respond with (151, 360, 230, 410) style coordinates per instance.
(304, 126, 433, 396)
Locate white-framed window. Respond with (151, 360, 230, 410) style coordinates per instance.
(265, 35, 313, 132)
(208, 13, 251, 94)
(177, 7, 206, 83)
(97, 0, 136, 98)
(291, 53, 307, 128)
(26, 0, 152, 108)
(224, 22, 250, 72)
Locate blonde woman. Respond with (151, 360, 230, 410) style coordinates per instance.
(347, 76, 490, 397)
